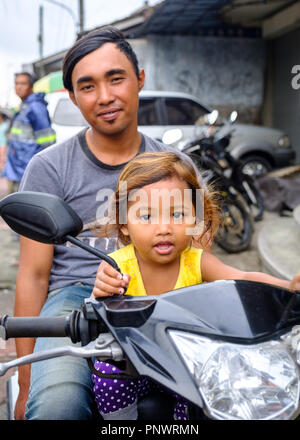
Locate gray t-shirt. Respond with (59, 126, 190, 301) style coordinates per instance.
(20, 129, 169, 292)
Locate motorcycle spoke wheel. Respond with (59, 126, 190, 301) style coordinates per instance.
(215, 199, 252, 253)
(241, 177, 264, 222)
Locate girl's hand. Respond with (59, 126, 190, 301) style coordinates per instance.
(289, 273, 300, 292)
(91, 261, 130, 298)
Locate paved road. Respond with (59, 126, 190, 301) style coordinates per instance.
(0, 175, 276, 419)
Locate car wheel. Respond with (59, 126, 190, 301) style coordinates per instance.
(239, 155, 272, 177)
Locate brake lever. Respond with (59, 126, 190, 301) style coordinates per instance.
(0, 333, 123, 377)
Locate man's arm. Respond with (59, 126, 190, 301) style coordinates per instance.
(14, 236, 54, 420)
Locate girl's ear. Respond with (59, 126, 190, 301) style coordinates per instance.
(121, 225, 130, 237)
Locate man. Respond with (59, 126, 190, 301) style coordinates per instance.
(14, 26, 171, 420)
(2, 72, 56, 193)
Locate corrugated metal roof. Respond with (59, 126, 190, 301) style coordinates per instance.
(132, 0, 261, 37)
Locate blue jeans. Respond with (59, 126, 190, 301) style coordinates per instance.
(25, 284, 95, 420)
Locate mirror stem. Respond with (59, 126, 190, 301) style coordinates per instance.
(65, 235, 121, 272)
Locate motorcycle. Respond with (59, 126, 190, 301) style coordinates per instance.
(1, 191, 300, 421)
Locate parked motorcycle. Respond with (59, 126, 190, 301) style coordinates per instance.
(199, 111, 263, 222)
(0, 191, 300, 421)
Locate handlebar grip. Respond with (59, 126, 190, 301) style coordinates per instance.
(0, 313, 79, 340)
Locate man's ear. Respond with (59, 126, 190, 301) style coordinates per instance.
(68, 90, 77, 107)
(138, 69, 145, 92)
(120, 225, 130, 237)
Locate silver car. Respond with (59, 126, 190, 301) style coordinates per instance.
(46, 90, 295, 176)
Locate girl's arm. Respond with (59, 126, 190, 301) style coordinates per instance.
(201, 251, 300, 291)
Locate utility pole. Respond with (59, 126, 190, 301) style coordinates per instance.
(38, 5, 45, 77)
(78, 0, 85, 34)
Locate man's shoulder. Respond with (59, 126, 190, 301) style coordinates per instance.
(142, 133, 186, 155)
(142, 133, 169, 152)
(19, 129, 87, 193)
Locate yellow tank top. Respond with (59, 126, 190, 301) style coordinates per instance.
(108, 243, 203, 296)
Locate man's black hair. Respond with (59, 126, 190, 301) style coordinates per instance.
(15, 72, 36, 87)
(62, 26, 140, 92)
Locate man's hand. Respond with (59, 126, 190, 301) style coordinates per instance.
(92, 261, 130, 298)
(290, 273, 300, 291)
(13, 364, 31, 420)
(14, 385, 29, 420)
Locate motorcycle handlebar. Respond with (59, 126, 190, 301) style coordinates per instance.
(0, 310, 81, 342)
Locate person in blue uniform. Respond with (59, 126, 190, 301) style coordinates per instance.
(2, 72, 56, 193)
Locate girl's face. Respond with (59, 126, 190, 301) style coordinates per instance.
(121, 176, 197, 266)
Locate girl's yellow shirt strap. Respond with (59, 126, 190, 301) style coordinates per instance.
(174, 246, 203, 290)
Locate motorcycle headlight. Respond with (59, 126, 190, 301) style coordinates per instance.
(169, 330, 300, 420)
(278, 135, 291, 149)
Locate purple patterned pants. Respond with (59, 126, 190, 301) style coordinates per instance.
(92, 360, 188, 420)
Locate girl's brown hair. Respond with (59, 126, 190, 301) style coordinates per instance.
(98, 151, 221, 248)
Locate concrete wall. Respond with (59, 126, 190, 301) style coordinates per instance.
(131, 35, 266, 123)
(272, 27, 300, 161)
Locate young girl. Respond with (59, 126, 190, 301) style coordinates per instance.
(91, 151, 300, 420)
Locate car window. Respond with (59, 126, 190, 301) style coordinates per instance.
(53, 98, 88, 126)
(164, 98, 208, 125)
(138, 98, 162, 126)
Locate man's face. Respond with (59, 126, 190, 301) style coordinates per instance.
(69, 43, 145, 137)
(15, 75, 33, 101)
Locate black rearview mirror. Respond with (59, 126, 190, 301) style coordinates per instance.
(0, 191, 83, 244)
(0, 191, 120, 271)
